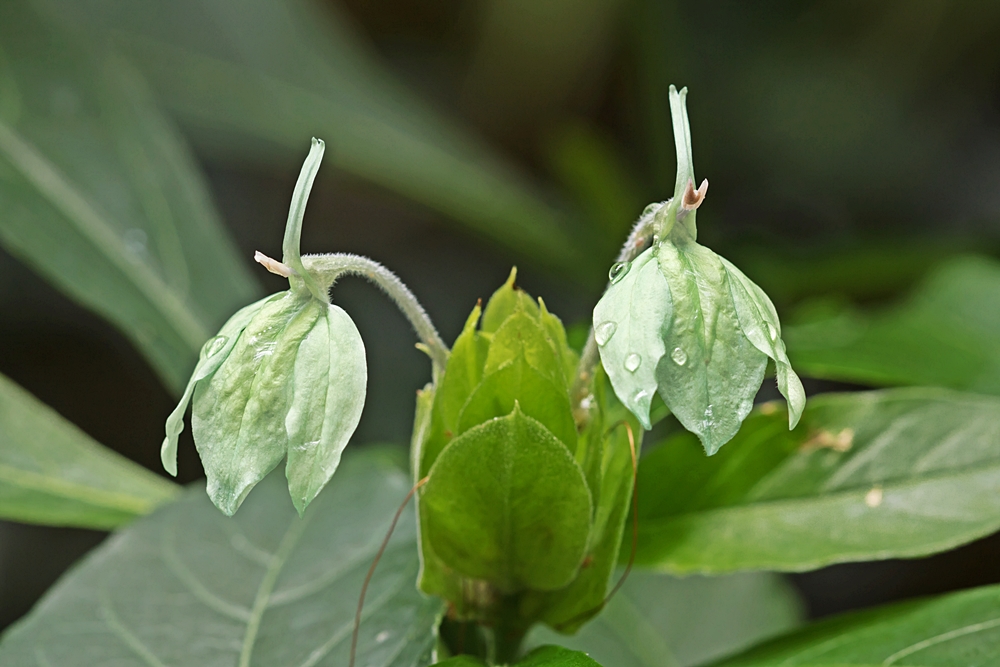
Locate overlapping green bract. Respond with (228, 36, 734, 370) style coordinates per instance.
(414, 270, 637, 634)
(161, 139, 367, 515)
(594, 86, 804, 454)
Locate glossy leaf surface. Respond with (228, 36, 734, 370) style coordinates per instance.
(528, 570, 802, 667)
(786, 255, 1000, 394)
(0, 447, 443, 667)
(0, 372, 179, 529)
(419, 407, 592, 594)
(0, 3, 258, 393)
(714, 583, 1000, 667)
(635, 388, 1000, 572)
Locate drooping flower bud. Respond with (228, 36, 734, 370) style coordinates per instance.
(161, 139, 367, 515)
(594, 86, 805, 454)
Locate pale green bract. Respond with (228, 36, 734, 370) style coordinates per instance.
(594, 86, 804, 454)
(161, 138, 367, 515)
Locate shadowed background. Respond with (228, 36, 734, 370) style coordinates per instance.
(3, 0, 1000, 635)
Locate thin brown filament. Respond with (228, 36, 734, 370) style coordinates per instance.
(554, 419, 639, 631)
(349, 475, 428, 667)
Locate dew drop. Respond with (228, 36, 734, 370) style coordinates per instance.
(202, 335, 228, 359)
(671, 347, 687, 365)
(633, 389, 650, 404)
(865, 486, 883, 508)
(624, 353, 641, 372)
(253, 341, 277, 361)
(375, 630, 391, 644)
(595, 321, 617, 346)
(609, 261, 631, 284)
(766, 322, 778, 341)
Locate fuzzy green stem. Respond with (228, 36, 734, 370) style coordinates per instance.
(302, 253, 449, 377)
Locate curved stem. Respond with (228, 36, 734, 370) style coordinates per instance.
(302, 253, 449, 378)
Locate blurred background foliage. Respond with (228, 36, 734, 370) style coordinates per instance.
(3, 0, 1000, 639)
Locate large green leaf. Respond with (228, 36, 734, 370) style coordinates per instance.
(713, 583, 1000, 667)
(528, 570, 801, 667)
(0, 3, 258, 393)
(635, 388, 1000, 572)
(419, 407, 592, 595)
(0, 372, 179, 529)
(54, 0, 590, 277)
(786, 255, 1000, 394)
(0, 447, 444, 667)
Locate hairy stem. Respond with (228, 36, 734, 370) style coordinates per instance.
(571, 213, 660, 415)
(302, 253, 450, 378)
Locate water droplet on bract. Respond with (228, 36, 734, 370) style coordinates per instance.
(633, 389, 650, 404)
(595, 321, 617, 346)
(609, 261, 631, 284)
(671, 347, 687, 365)
(253, 341, 277, 361)
(202, 335, 228, 359)
(624, 353, 641, 372)
(375, 630, 391, 644)
(766, 322, 778, 341)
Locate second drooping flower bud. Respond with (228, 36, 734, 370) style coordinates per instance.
(161, 139, 367, 515)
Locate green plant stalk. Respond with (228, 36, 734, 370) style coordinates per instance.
(302, 252, 450, 378)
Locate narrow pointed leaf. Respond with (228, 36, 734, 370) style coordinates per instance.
(0, 372, 179, 529)
(0, 448, 443, 667)
(635, 388, 1000, 573)
(528, 571, 802, 667)
(53, 0, 589, 277)
(593, 247, 672, 429)
(786, 255, 1000, 394)
(713, 583, 1000, 667)
(0, 4, 258, 393)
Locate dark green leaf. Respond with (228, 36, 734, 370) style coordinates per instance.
(0, 3, 258, 393)
(528, 570, 802, 667)
(0, 447, 443, 667)
(713, 583, 1000, 667)
(635, 388, 1000, 572)
(786, 255, 1000, 394)
(516, 645, 603, 666)
(419, 407, 592, 595)
(0, 372, 179, 529)
(432, 657, 487, 667)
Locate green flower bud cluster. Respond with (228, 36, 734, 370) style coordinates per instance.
(161, 139, 367, 516)
(594, 86, 805, 455)
(412, 270, 638, 638)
